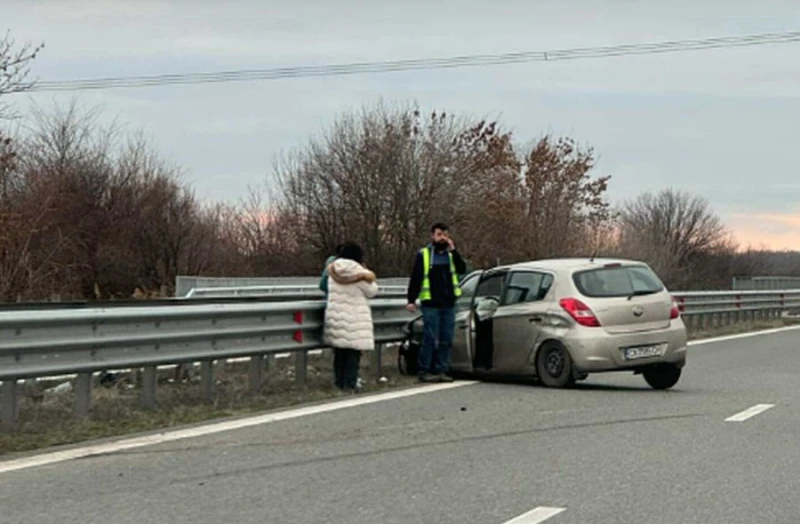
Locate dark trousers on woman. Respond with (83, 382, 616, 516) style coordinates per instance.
(333, 348, 361, 390)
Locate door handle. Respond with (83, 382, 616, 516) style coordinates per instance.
(529, 316, 543, 323)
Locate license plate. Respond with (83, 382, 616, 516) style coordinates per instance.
(622, 344, 665, 360)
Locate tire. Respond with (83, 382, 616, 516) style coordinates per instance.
(643, 364, 681, 390)
(536, 342, 576, 388)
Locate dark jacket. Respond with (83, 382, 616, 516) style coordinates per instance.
(407, 245, 467, 309)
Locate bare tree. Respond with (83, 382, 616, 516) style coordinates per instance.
(0, 132, 74, 300)
(519, 135, 612, 260)
(618, 188, 732, 288)
(276, 102, 522, 275)
(0, 32, 44, 119)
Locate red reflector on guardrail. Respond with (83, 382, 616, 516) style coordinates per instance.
(293, 311, 303, 342)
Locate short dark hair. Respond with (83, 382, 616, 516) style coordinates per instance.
(338, 241, 364, 264)
(431, 222, 448, 233)
(334, 244, 345, 256)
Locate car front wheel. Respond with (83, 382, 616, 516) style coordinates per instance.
(642, 364, 682, 390)
(536, 342, 576, 388)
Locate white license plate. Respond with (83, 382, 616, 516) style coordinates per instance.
(622, 344, 665, 360)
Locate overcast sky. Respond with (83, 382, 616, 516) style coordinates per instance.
(4, 0, 800, 249)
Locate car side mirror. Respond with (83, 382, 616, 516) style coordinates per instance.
(474, 296, 500, 319)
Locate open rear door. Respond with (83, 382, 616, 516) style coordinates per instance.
(449, 271, 483, 373)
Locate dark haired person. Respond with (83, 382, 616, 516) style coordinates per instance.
(324, 242, 378, 391)
(406, 223, 467, 382)
(319, 244, 344, 296)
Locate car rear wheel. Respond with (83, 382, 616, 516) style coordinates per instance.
(536, 342, 576, 388)
(642, 364, 681, 390)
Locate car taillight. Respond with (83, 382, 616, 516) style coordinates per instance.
(559, 298, 601, 327)
(670, 301, 681, 319)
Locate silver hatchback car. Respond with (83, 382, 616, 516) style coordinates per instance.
(403, 258, 688, 389)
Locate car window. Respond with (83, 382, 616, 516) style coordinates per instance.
(573, 265, 664, 298)
(503, 271, 554, 305)
(474, 272, 507, 300)
(628, 266, 663, 292)
(456, 274, 480, 311)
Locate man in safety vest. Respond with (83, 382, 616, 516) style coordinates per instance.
(406, 222, 467, 382)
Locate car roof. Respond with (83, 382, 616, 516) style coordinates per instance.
(478, 258, 649, 275)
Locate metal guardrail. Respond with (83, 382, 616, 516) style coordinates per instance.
(732, 276, 800, 291)
(0, 298, 413, 431)
(1, 288, 799, 431)
(184, 285, 408, 299)
(175, 275, 411, 297)
(673, 290, 800, 329)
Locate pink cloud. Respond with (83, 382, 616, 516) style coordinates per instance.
(727, 213, 800, 251)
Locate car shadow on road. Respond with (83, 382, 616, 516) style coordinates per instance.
(571, 382, 685, 393)
(472, 374, 674, 393)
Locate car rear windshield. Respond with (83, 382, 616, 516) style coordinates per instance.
(572, 265, 665, 298)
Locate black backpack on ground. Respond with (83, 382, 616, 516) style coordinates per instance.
(398, 338, 420, 376)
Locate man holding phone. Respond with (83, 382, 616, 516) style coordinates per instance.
(406, 222, 467, 382)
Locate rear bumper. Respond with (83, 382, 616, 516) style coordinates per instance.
(562, 320, 688, 373)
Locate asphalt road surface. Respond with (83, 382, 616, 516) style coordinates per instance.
(3, 328, 800, 524)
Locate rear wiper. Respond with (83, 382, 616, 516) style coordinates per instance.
(627, 290, 657, 301)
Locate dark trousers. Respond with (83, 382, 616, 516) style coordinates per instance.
(419, 306, 456, 376)
(333, 348, 361, 389)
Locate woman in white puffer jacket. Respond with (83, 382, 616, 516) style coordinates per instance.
(324, 242, 378, 391)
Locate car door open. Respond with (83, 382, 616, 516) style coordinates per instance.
(470, 270, 508, 371)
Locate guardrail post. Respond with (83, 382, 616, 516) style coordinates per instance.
(74, 372, 92, 420)
(201, 360, 215, 401)
(291, 310, 308, 386)
(1, 380, 19, 432)
(295, 351, 308, 386)
(372, 344, 383, 382)
(249, 355, 264, 394)
(141, 366, 158, 409)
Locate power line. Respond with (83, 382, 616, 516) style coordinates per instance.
(28, 30, 800, 92)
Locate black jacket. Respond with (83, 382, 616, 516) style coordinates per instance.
(407, 246, 467, 309)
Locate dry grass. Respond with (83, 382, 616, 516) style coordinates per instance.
(0, 348, 418, 456)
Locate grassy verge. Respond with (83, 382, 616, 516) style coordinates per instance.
(0, 349, 417, 456)
(3, 318, 799, 456)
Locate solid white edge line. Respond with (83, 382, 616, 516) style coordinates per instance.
(725, 403, 775, 422)
(688, 324, 800, 346)
(0, 380, 477, 475)
(504, 506, 567, 523)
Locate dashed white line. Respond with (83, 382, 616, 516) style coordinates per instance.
(725, 404, 775, 422)
(0, 380, 477, 475)
(503, 507, 566, 523)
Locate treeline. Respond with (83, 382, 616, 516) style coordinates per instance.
(1, 101, 795, 301)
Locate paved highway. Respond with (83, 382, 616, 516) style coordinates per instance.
(2, 327, 800, 524)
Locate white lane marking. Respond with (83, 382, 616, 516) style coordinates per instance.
(688, 324, 800, 347)
(503, 506, 566, 523)
(0, 380, 477, 475)
(725, 403, 775, 422)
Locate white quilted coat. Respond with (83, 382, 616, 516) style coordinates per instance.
(324, 258, 379, 351)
